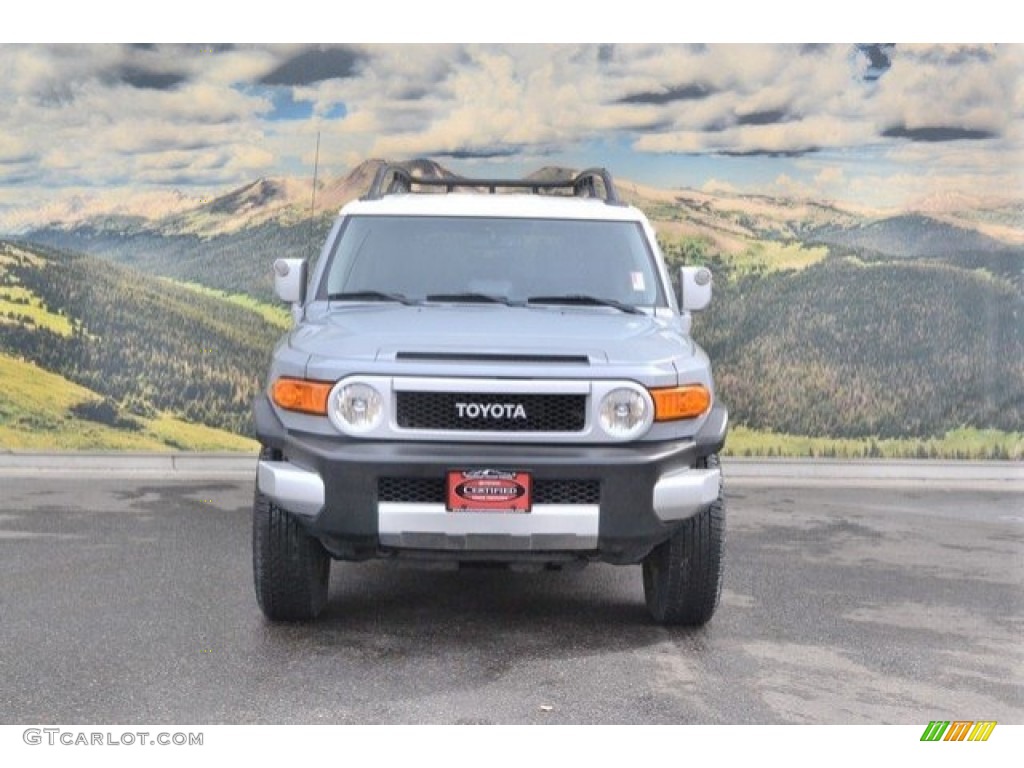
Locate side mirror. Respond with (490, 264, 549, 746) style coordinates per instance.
(679, 266, 713, 312)
(273, 259, 307, 305)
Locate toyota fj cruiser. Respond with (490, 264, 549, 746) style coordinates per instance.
(253, 165, 728, 625)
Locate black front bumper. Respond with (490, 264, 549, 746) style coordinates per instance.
(254, 394, 727, 564)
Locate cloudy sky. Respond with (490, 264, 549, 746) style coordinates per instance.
(0, 40, 1021, 225)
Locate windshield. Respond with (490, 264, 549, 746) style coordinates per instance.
(316, 215, 664, 308)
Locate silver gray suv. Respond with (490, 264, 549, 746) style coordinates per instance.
(252, 165, 728, 625)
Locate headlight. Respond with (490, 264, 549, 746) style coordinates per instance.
(598, 387, 651, 440)
(329, 382, 384, 435)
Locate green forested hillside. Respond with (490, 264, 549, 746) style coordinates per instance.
(809, 214, 1013, 259)
(6, 237, 1022, 454)
(0, 240, 283, 437)
(0, 352, 256, 451)
(22, 218, 334, 302)
(697, 258, 1024, 438)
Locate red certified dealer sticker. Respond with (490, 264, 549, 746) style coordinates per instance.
(446, 470, 532, 513)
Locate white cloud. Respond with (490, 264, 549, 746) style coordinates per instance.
(0, 43, 1020, 216)
(0, 134, 35, 164)
(772, 173, 816, 199)
(701, 178, 738, 195)
(873, 45, 1017, 135)
(815, 166, 844, 187)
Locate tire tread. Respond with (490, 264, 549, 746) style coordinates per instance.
(252, 447, 330, 621)
(642, 454, 725, 626)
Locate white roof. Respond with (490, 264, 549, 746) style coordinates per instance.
(337, 192, 649, 222)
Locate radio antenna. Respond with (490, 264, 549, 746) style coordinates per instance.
(309, 131, 321, 257)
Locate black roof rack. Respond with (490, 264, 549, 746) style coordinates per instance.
(363, 164, 623, 205)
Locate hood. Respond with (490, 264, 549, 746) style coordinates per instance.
(291, 304, 693, 370)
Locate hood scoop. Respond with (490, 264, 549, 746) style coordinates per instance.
(394, 351, 591, 365)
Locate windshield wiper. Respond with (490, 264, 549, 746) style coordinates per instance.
(425, 292, 518, 306)
(327, 290, 418, 306)
(526, 294, 644, 315)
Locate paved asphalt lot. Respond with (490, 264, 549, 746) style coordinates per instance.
(0, 459, 1021, 724)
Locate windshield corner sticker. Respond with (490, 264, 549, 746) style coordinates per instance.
(631, 271, 646, 291)
(447, 469, 532, 513)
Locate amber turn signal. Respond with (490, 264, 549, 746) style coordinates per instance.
(271, 377, 332, 416)
(650, 384, 712, 421)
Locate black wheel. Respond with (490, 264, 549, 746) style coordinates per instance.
(252, 448, 330, 621)
(642, 454, 725, 626)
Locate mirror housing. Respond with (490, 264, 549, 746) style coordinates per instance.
(273, 258, 307, 305)
(679, 266, 713, 312)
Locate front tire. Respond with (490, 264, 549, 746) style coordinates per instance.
(252, 449, 330, 621)
(642, 454, 725, 626)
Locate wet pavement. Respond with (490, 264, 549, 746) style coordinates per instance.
(0, 468, 1021, 724)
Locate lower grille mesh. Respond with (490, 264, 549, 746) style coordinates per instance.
(378, 477, 600, 505)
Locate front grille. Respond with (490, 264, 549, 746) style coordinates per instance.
(396, 392, 586, 432)
(378, 477, 600, 505)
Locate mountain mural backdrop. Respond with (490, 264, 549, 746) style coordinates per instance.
(2, 159, 1021, 457)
